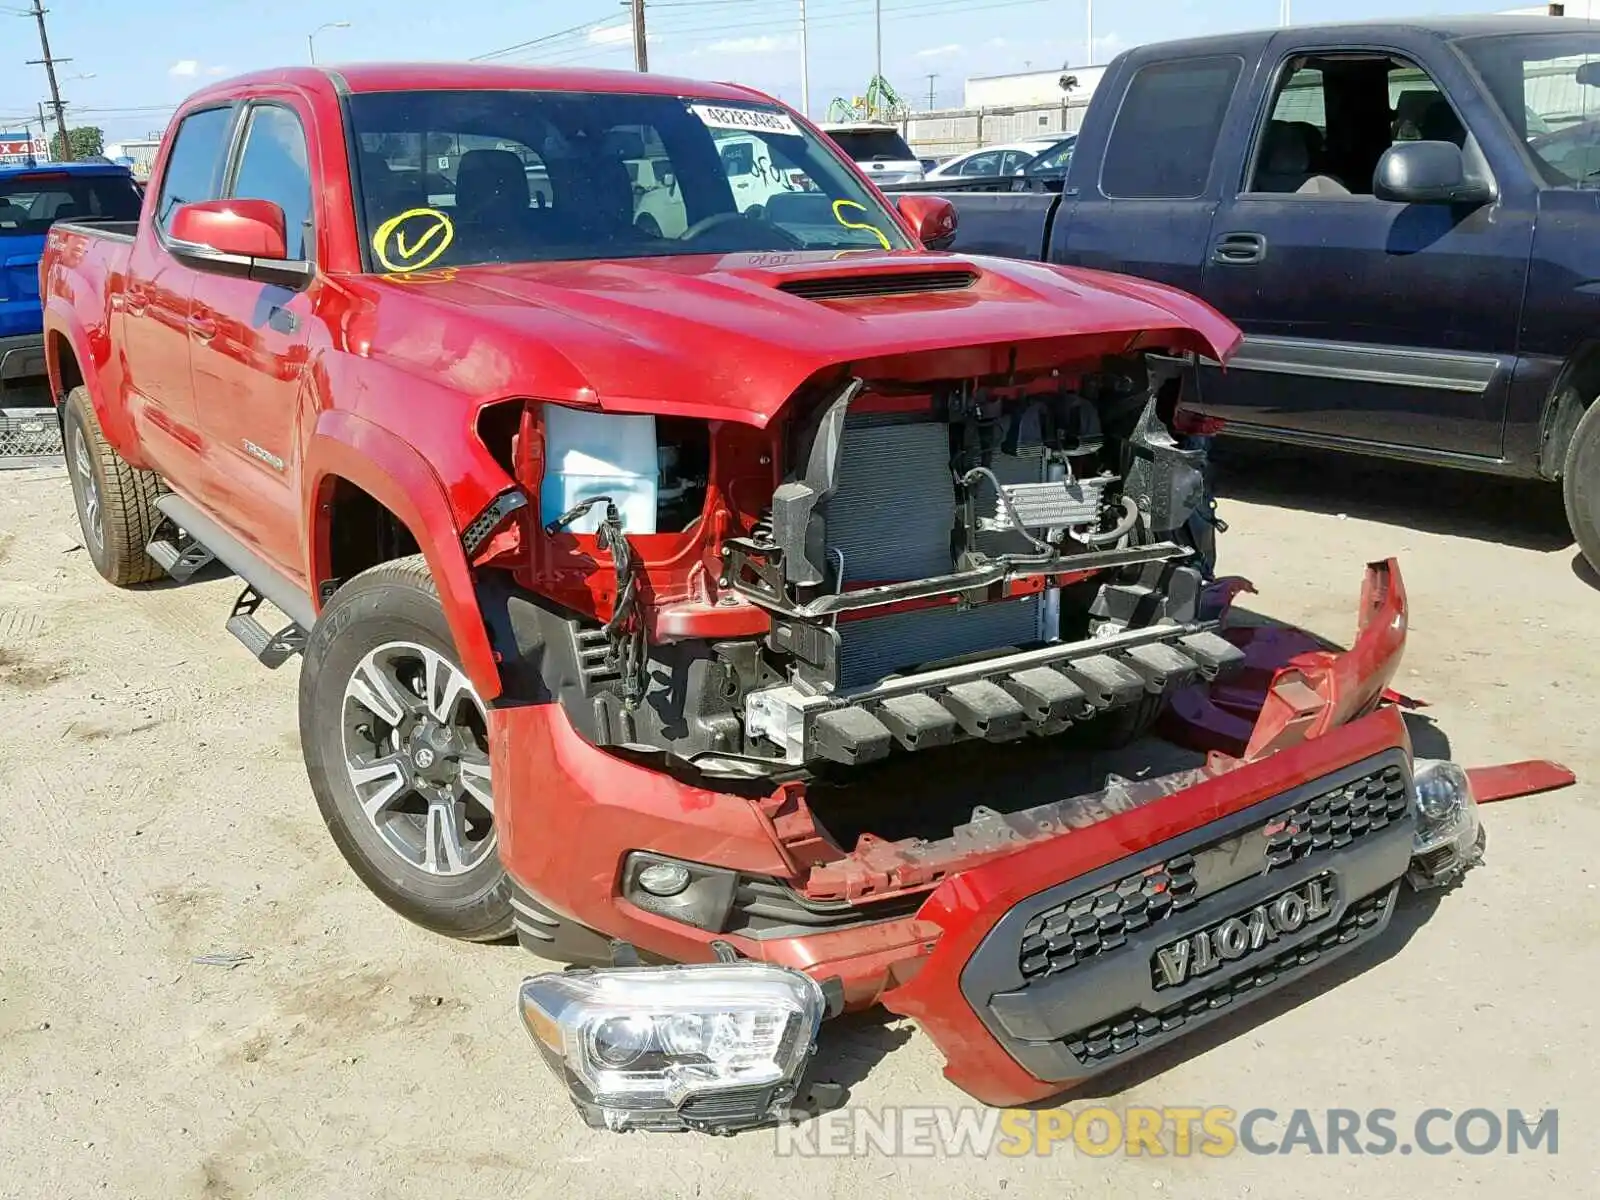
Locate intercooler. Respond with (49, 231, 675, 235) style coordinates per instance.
(825, 414, 1048, 690)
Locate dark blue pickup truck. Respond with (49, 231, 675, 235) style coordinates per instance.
(1, 160, 142, 460)
(913, 16, 1600, 569)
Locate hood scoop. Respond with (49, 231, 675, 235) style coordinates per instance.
(777, 269, 979, 302)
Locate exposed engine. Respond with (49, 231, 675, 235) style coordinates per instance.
(507, 353, 1239, 781)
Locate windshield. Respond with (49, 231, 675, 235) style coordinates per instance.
(825, 128, 916, 162)
(1459, 32, 1600, 186)
(1023, 137, 1076, 177)
(346, 90, 911, 271)
(0, 171, 141, 235)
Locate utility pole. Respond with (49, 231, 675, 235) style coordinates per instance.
(925, 73, 938, 110)
(874, 0, 882, 81)
(26, 0, 72, 161)
(798, 0, 810, 118)
(1085, 0, 1093, 65)
(631, 0, 649, 72)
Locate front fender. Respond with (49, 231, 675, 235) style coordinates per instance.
(304, 411, 502, 701)
(42, 299, 141, 462)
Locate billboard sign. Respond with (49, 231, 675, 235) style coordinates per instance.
(0, 132, 50, 165)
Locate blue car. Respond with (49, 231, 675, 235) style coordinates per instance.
(1, 160, 142, 392)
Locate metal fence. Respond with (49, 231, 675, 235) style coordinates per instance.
(900, 100, 1092, 159)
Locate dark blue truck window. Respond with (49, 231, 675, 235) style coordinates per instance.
(1101, 56, 1243, 199)
(0, 171, 141, 234)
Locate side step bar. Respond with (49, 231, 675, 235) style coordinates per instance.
(152, 494, 317, 668)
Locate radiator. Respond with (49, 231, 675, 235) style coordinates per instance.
(826, 414, 1046, 689)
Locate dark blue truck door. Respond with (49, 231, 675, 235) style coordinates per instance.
(1053, 47, 1254, 299)
(1195, 32, 1536, 461)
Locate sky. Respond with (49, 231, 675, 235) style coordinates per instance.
(0, 0, 1548, 143)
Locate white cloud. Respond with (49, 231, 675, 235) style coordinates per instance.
(915, 44, 963, 59)
(168, 60, 199, 77)
(988, 37, 1008, 48)
(702, 34, 794, 55)
(588, 23, 633, 46)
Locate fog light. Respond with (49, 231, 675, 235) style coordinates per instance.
(519, 962, 825, 1133)
(621, 852, 738, 931)
(1407, 759, 1485, 889)
(637, 861, 692, 897)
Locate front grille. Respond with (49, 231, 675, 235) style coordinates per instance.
(1017, 765, 1409, 982)
(1060, 887, 1393, 1067)
(0, 407, 62, 463)
(777, 269, 977, 301)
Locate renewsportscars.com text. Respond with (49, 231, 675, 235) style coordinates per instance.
(774, 1106, 1558, 1158)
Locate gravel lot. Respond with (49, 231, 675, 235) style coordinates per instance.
(0, 446, 1594, 1199)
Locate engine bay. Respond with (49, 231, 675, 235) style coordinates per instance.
(506, 351, 1237, 781)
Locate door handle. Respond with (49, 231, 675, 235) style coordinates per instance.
(1212, 232, 1268, 265)
(124, 284, 148, 316)
(189, 310, 218, 341)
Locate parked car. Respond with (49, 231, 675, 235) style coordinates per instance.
(908, 16, 1600, 570)
(41, 62, 1477, 1133)
(923, 139, 1057, 180)
(819, 120, 925, 184)
(0, 159, 141, 461)
(1016, 133, 1077, 186)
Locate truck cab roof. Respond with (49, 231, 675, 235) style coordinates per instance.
(185, 62, 779, 107)
(1115, 13, 1575, 61)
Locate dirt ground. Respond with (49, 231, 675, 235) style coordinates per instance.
(0, 445, 1594, 1199)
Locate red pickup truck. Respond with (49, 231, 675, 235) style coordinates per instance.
(41, 64, 1484, 1133)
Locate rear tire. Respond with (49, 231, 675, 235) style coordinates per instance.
(299, 555, 513, 942)
(63, 387, 166, 586)
(1562, 396, 1600, 574)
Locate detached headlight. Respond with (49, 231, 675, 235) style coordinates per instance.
(1407, 759, 1486, 889)
(519, 962, 825, 1133)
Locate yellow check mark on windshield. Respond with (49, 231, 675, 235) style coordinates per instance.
(396, 221, 447, 260)
(372, 207, 455, 273)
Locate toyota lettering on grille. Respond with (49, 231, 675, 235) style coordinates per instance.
(1153, 874, 1335, 988)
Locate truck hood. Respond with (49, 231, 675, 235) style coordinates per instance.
(362, 250, 1240, 427)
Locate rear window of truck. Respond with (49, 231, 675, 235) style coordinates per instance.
(0, 172, 142, 234)
(825, 128, 916, 162)
(1101, 56, 1244, 199)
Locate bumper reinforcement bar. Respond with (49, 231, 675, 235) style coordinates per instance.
(746, 622, 1245, 767)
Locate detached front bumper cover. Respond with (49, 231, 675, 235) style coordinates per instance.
(519, 961, 825, 1134)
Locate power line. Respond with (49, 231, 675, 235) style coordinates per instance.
(23, 0, 71, 159)
(470, 17, 615, 63)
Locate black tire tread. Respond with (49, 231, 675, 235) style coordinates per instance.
(65, 387, 167, 586)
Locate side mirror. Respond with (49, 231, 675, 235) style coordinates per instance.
(168, 199, 312, 289)
(1373, 141, 1492, 206)
(896, 193, 958, 250)
(1575, 61, 1600, 88)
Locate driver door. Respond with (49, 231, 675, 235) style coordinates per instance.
(188, 97, 317, 579)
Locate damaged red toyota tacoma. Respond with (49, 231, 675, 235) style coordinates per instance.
(41, 64, 1487, 1133)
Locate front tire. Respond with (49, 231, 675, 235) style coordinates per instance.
(299, 556, 512, 941)
(63, 387, 166, 586)
(1563, 396, 1600, 574)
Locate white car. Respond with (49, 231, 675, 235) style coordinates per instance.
(818, 122, 924, 186)
(923, 140, 1058, 181)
